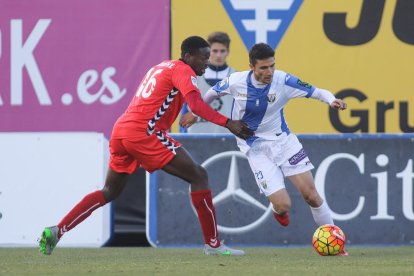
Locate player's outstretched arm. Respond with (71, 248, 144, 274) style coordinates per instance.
(311, 88, 347, 110)
(179, 88, 223, 129)
(184, 90, 228, 125)
(184, 91, 254, 139)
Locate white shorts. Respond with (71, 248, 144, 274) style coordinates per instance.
(246, 133, 314, 197)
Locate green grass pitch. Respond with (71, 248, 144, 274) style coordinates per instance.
(1, 246, 414, 275)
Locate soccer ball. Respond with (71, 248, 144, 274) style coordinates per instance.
(312, 224, 346, 256)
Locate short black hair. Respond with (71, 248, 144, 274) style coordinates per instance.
(249, 43, 275, 65)
(207, 32, 231, 49)
(181, 36, 210, 58)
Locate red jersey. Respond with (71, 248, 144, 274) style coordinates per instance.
(112, 60, 199, 138)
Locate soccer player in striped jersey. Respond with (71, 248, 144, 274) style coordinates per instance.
(180, 43, 348, 256)
(38, 36, 253, 256)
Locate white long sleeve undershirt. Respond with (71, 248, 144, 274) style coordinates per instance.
(311, 88, 336, 105)
(204, 86, 336, 106)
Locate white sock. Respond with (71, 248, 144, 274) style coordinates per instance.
(310, 200, 334, 226)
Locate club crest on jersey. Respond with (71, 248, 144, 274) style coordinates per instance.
(267, 94, 276, 103)
(191, 76, 198, 88)
(221, 0, 303, 50)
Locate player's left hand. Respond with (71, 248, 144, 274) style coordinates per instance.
(331, 99, 347, 110)
(179, 112, 198, 128)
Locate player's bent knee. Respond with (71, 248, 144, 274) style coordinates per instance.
(102, 175, 129, 202)
(303, 190, 322, 206)
(187, 165, 209, 190)
(101, 187, 121, 202)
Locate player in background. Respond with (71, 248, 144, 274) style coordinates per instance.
(180, 43, 348, 256)
(180, 32, 235, 133)
(38, 36, 253, 256)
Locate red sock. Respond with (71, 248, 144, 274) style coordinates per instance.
(57, 190, 107, 239)
(190, 189, 221, 248)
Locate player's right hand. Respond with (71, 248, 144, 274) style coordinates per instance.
(226, 120, 254, 140)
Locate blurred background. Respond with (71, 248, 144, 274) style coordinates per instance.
(0, 0, 413, 248)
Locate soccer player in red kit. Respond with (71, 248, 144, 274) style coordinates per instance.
(38, 36, 253, 256)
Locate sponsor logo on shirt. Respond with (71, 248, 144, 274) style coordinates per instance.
(297, 79, 312, 89)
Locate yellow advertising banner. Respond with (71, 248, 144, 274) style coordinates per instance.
(171, 0, 413, 133)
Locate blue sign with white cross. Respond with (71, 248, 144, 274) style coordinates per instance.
(221, 0, 303, 50)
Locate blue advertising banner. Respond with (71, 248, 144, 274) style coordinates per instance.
(147, 134, 414, 247)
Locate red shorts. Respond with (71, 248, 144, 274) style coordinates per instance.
(109, 131, 182, 174)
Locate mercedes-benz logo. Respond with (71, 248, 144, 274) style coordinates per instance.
(190, 151, 273, 234)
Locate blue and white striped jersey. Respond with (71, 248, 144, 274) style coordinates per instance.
(207, 70, 335, 153)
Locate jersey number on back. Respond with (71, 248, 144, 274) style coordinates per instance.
(135, 68, 164, 98)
